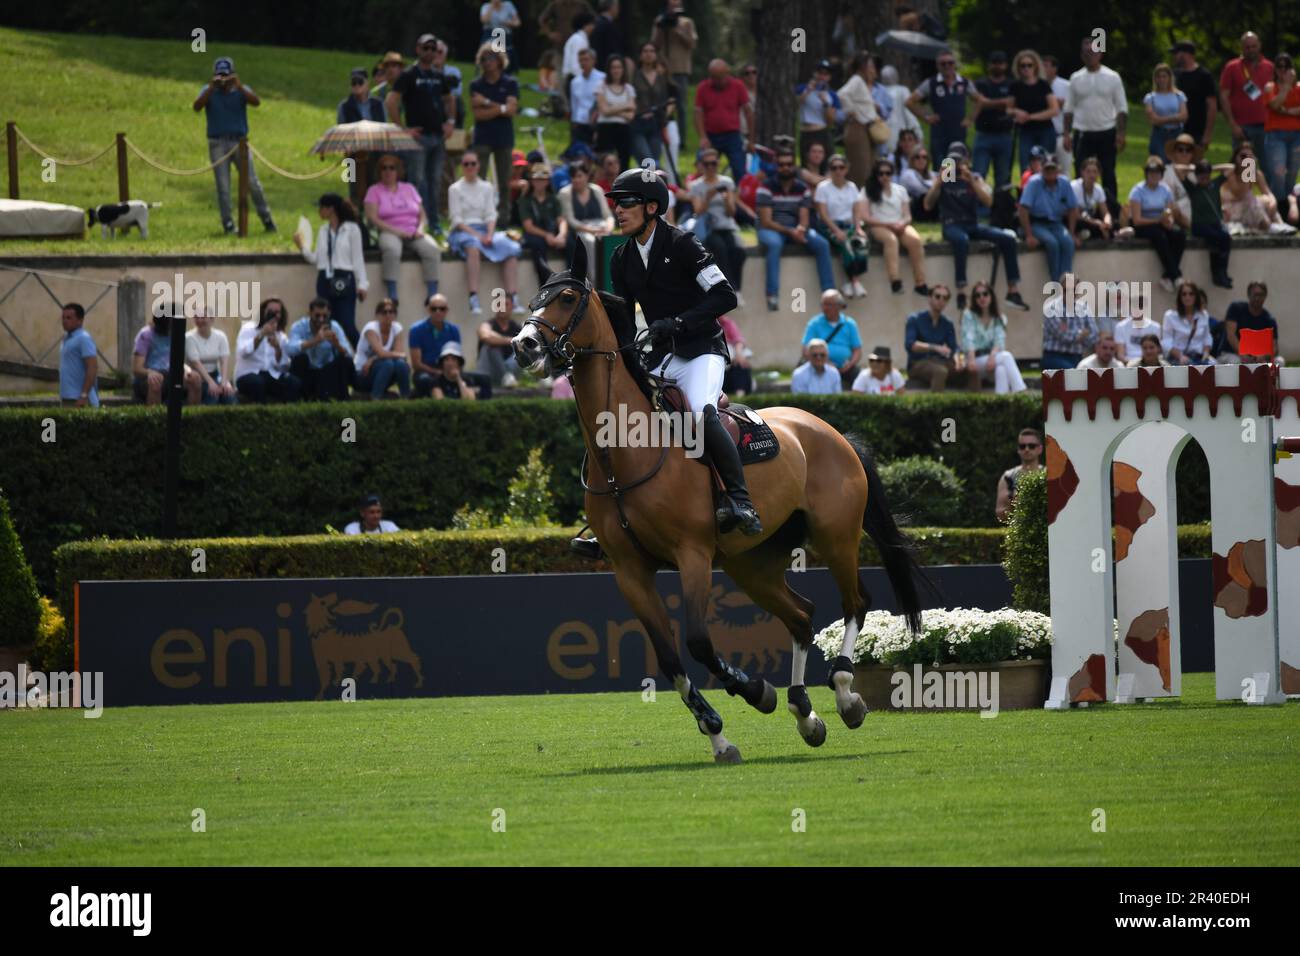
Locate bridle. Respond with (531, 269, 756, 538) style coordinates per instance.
(523, 272, 645, 373)
(523, 272, 666, 563)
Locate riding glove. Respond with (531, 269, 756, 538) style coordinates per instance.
(648, 317, 676, 345)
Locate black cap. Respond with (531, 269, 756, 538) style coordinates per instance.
(815, 58, 832, 72)
(1169, 40, 1195, 55)
(360, 493, 382, 508)
(350, 68, 368, 83)
(989, 51, 1008, 63)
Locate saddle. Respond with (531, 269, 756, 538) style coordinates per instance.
(652, 377, 781, 469)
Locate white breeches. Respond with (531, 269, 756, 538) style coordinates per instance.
(654, 352, 726, 413)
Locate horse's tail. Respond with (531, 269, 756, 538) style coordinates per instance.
(843, 432, 932, 635)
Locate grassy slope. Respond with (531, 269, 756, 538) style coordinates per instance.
(1, 27, 1238, 257)
(2, 674, 1297, 866)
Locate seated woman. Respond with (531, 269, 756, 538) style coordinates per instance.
(851, 345, 906, 395)
(814, 154, 869, 299)
(799, 140, 830, 191)
(516, 162, 572, 285)
(1127, 333, 1171, 368)
(448, 151, 526, 317)
(899, 146, 937, 221)
(363, 156, 442, 304)
(557, 160, 615, 270)
(234, 298, 300, 403)
(353, 298, 410, 399)
(1128, 157, 1186, 292)
(1161, 280, 1214, 365)
(1220, 144, 1295, 234)
(960, 280, 1026, 393)
(860, 158, 929, 295)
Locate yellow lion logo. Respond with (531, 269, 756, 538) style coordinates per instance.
(305, 593, 425, 699)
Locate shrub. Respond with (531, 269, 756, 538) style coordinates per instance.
(502, 448, 558, 528)
(877, 456, 965, 527)
(33, 597, 70, 672)
(1002, 468, 1049, 614)
(0, 489, 42, 647)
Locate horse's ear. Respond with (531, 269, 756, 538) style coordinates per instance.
(569, 236, 589, 283)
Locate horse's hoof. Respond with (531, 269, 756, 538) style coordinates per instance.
(714, 744, 743, 764)
(755, 679, 778, 714)
(799, 716, 827, 748)
(838, 692, 868, 730)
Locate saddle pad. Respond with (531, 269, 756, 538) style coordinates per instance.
(724, 404, 780, 465)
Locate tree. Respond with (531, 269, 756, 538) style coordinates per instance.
(0, 489, 41, 649)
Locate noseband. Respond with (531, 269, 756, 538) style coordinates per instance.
(523, 274, 594, 372)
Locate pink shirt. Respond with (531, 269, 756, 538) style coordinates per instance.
(719, 315, 743, 345)
(365, 181, 424, 234)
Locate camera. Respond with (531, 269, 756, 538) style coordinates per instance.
(658, 11, 679, 28)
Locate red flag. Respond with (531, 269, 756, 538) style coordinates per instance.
(1238, 328, 1274, 357)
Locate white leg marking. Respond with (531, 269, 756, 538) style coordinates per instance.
(708, 732, 733, 756)
(791, 639, 808, 687)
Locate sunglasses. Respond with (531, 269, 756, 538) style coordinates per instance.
(1018, 63, 1034, 70)
(938, 61, 955, 68)
(877, 169, 894, 176)
(931, 293, 951, 301)
(429, 305, 448, 312)
(463, 160, 479, 167)
(613, 196, 645, 208)
(1175, 145, 1192, 152)
(380, 164, 398, 171)
(352, 78, 367, 85)
(777, 162, 795, 168)
(379, 308, 396, 314)
(703, 160, 718, 167)
(829, 164, 848, 171)
(975, 290, 991, 297)
(1019, 443, 1041, 450)
(743, 69, 758, 75)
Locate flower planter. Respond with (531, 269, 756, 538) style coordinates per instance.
(852, 659, 1050, 712)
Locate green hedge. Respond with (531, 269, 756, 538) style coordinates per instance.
(3, 394, 1214, 593)
(54, 525, 1012, 617)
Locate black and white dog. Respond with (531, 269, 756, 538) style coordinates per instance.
(87, 201, 160, 238)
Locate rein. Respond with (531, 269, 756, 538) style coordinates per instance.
(527, 281, 668, 564)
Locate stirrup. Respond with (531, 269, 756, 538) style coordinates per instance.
(716, 496, 763, 536)
(569, 527, 604, 560)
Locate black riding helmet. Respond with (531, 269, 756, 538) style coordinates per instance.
(605, 168, 670, 238)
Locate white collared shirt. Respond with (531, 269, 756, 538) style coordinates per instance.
(301, 221, 369, 290)
(1064, 65, 1127, 132)
(234, 321, 291, 380)
(449, 177, 499, 229)
(636, 227, 654, 268)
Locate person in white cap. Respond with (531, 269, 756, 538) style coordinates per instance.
(434, 340, 477, 400)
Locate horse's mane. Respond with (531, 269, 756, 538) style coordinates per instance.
(595, 291, 655, 404)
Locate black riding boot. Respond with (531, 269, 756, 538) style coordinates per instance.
(703, 405, 762, 535)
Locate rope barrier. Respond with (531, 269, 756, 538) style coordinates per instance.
(13, 128, 116, 167)
(247, 142, 344, 181)
(124, 138, 238, 176)
(12, 125, 341, 181)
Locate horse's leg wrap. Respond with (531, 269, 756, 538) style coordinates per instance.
(718, 658, 774, 711)
(826, 655, 856, 690)
(676, 675, 724, 736)
(787, 684, 826, 747)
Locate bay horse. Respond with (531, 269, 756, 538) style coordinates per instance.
(513, 242, 924, 763)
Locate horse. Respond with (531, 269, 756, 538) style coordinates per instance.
(512, 241, 925, 763)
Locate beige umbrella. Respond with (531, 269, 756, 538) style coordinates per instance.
(309, 120, 421, 200)
(309, 120, 421, 156)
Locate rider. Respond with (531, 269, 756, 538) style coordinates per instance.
(571, 166, 762, 559)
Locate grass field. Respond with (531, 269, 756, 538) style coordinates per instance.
(0, 27, 1238, 257)
(2, 674, 1297, 866)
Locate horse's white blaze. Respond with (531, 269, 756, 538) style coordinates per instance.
(791, 640, 808, 687)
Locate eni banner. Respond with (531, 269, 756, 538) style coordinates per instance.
(76, 567, 1012, 707)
